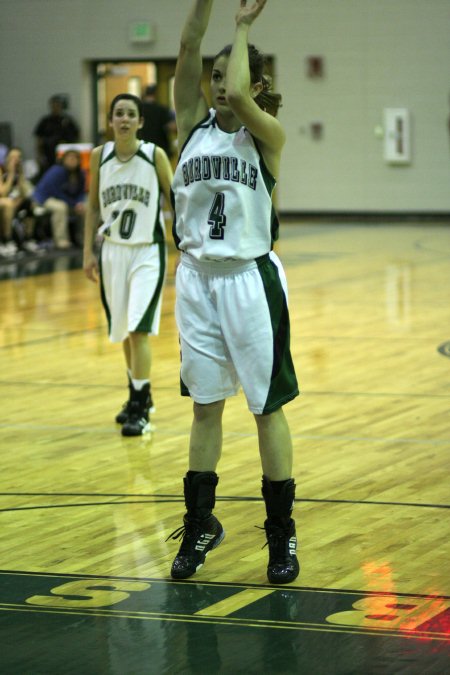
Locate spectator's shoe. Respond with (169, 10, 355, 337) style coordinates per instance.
(264, 518, 300, 584)
(168, 514, 225, 579)
(55, 240, 72, 250)
(22, 239, 40, 253)
(1, 241, 19, 257)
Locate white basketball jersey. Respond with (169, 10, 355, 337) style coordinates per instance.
(99, 141, 165, 245)
(172, 109, 279, 261)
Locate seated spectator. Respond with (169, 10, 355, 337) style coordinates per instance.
(34, 95, 80, 178)
(0, 147, 35, 257)
(33, 149, 87, 249)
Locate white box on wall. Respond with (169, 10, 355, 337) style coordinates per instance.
(383, 108, 411, 164)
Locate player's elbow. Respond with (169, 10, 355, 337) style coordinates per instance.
(226, 88, 243, 107)
(226, 89, 249, 116)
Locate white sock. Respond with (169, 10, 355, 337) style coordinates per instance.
(132, 378, 149, 391)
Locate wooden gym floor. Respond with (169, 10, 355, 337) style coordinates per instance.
(0, 220, 449, 674)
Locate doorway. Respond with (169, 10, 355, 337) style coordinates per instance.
(93, 60, 176, 143)
(92, 55, 275, 159)
(92, 58, 215, 166)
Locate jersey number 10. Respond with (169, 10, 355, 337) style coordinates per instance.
(112, 209, 137, 240)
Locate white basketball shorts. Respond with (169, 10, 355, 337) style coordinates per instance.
(175, 252, 299, 415)
(100, 239, 167, 343)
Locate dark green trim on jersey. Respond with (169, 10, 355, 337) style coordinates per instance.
(100, 142, 155, 167)
(178, 333, 191, 395)
(257, 256, 299, 414)
(178, 112, 212, 158)
(252, 138, 276, 196)
(171, 186, 181, 249)
(271, 205, 280, 244)
(252, 136, 279, 244)
(100, 145, 115, 167)
(135, 241, 167, 333)
(153, 183, 165, 244)
(180, 374, 190, 397)
(98, 242, 112, 336)
(136, 144, 155, 166)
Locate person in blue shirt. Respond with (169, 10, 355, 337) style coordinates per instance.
(33, 149, 86, 249)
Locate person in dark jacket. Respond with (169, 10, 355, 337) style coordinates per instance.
(34, 96, 79, 177)
(33, 149, 86, 249)
(140, 85, 176, 159)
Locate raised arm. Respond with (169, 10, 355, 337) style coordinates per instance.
(226, 0, 285, 178)
(174, 0, 213, 149)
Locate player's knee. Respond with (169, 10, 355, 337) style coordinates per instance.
(254, 406, 285, 426)
(193, 400, 225, 422)
(128, 330, 149, 342)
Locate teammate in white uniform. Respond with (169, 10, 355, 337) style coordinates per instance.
(83, 93, 173, 436)
(167, 0, 300, 584)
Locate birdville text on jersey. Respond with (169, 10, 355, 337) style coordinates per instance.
(102, 184, 151, 208)
(181, 155, 258, 190)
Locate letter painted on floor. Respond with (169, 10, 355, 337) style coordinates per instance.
(326, 595, 450, 631)
(26, 580, 150, 608)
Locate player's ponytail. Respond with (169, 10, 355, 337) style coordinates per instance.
(255, 74, 282, 118)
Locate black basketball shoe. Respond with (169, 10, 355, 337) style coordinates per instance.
(168, 514, 225, 579)
(115, 400, 131, 425)
(115, 384, 155, 424)
(121, 384, 151, 436)
(264, 517, 299, 584)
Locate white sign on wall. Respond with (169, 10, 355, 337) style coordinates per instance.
(383, 108, 411, 164)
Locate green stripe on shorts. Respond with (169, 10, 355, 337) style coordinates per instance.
(257, 257, 299, 414)
(99, 243, 112, 337)
(136, 241, 166, 333)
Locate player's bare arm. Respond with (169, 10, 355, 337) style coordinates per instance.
(226, 0, 285, 178)
(174, 0, 213, 148)
(83, 146, 102, 282)
(155, 147, 174, 212)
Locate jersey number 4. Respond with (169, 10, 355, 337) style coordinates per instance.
(208, 193, 227, 240)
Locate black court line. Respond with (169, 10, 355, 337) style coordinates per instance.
(2, 378, 450, 401)
(414, 237, 450, 256)
(0, 380, 175, 393)
(2, 378, 450, 407)
(0, 500, 182, 513)
(0, 493, 448, 512)
(0, 327, 103, 351)
(3, 333, 446, 351)
(0, 419, 448, 447)
(304, 389, 450, 399)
